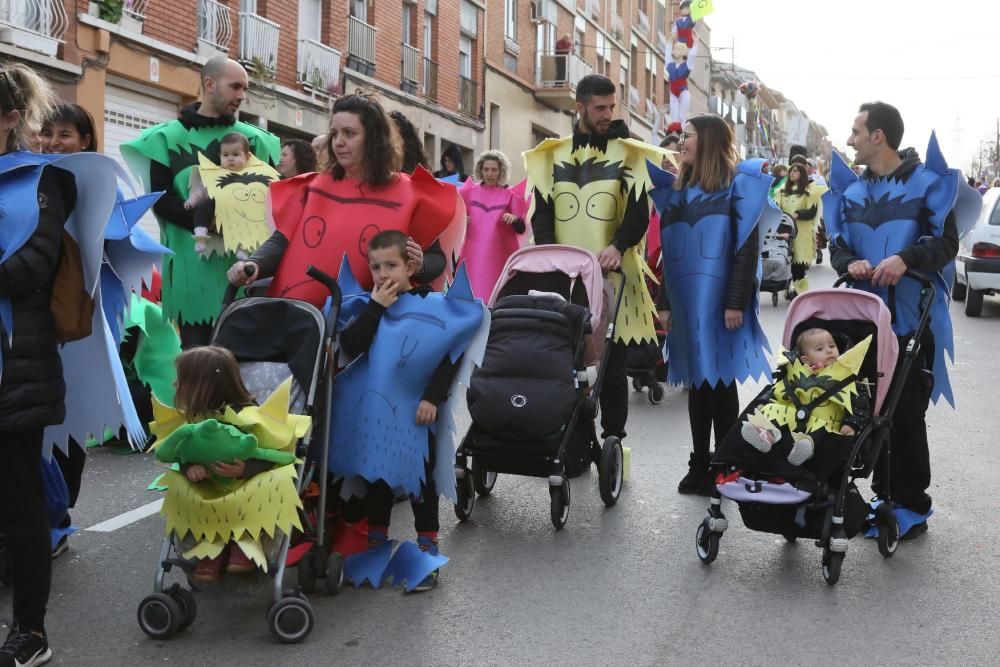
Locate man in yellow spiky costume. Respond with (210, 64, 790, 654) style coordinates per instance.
(525, 74, 665, 443)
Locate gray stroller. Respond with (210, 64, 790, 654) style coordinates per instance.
(760, 213, 794, 306)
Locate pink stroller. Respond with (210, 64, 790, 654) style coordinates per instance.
(455, 244, 625, 529)
(695, 272, 938, 585)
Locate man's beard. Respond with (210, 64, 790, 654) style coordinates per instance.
(580, 112, 608, 136)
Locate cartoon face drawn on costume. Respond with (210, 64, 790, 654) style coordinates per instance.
(551, 157, 629, 229)
(359, 223, 380, 258)
(301, 215, 327, 249)
(213, 171, 272, 225)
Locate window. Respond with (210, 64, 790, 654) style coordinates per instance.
(298, 0, 321, 42)
(505, 0, 517, 40)
(461, 0, 478, 37)
(402, 4, 414, 46)
(349, 0, 366, 21)
(459, 36, 472, 78)
(655, 0, 666, 34)
(423, 14, 433, 57)
(629, 36, 637, 86)
(489, 104, 501, 149)
(645, 49, 654, 101)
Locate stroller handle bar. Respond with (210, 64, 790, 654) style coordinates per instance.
(221, 264, 258, 309)
(219, 264, 343, 315)
(833, 268, 934, 290)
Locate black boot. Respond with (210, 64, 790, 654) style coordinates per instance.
(678, 452, 711, 495)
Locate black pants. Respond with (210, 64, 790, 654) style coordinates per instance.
(54, 441, 85, 509)
(179, 322, 214, 349)
(0, 429, 51, 632)
(365, 435, 439, 534)
(791, 262, 808, 282)
(872, 331, 934, 514)
(600, 340, 628, 440)
(688, 381, 739, 459)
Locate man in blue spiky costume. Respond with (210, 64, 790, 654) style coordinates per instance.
(827, 102, 981, 540)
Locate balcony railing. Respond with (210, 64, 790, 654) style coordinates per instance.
(401, 43, 420, 86)
(536, 51, 593, 88)
(0, 0, 68, 40)
(347, 14, 376, 70)
(459, 75, 477, 117)
(298, 38, 341, 92)
(124, 0, 148, 20)
(238, 12, 279, 75)
(197, 0, 231, 51)
(423, 57, 438, 102)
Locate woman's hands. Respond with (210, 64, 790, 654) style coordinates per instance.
(501, 213, 518, 225)
(724, 308, 744, 330)
(416, 400, 437, 425)
(406, 238, 424, 274)
(227, 260, 259, 286)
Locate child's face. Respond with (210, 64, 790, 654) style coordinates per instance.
(368, 246, 415, 291)
(220, 144, 249, 170)
(800, 331, 839, 369)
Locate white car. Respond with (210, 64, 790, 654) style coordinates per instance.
(955, 187, 1000, 317)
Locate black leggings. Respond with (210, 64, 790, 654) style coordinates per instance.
(688, 381, 739, 458)
(0, 429, 51, 632)
(791, 262, 809, 282)
(365, 436, 439, 534)
(178, 322, 214, 349)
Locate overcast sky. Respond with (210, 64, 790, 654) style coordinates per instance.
(703, 1, 999, 174)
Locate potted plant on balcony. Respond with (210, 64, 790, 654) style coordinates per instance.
(89, 0, 124, 23)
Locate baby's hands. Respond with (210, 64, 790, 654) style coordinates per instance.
(416, 400, 437, 425)
(372, 281, 401, 308)
(185, 464, 209, 483)
(840, 425, 856, 436)
(211, 460, 246, 478)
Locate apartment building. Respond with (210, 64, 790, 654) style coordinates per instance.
(0, 0, 486, 179)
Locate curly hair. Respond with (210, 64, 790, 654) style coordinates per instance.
(473, 149, 511, 183)
(387, 110, 429, 174)
(327, 89, 401, 186)
(0, 62, 57, 152)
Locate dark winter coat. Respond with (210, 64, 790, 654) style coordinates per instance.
(0, 166, 75, 431)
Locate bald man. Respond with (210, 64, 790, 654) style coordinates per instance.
(121, 57, 280, 347)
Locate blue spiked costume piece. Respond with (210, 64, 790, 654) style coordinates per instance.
(647, 158, 780, 387)
(823, 133, 981, 406)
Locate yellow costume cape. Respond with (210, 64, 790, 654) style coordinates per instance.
(198, 152, 279, 257)
(760, 335, 872, 434)
(524, 137, 666, 345)
(149, 378, 311, 570)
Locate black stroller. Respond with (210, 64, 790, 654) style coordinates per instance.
(455, 245, 626, 529)
(136, 266, 342, 643)
(695, 272, 936, 585)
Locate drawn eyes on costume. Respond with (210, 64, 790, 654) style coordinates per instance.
(232, 188, 251, 202)
(586, 192, 617, 221)
(554, 192, 579, 221)
(250, 189, 266, 204)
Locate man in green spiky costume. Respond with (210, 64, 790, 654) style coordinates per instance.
(121, 57, 280, 347)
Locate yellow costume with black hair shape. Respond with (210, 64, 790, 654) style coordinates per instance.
(149, 378, 311, 570)
(197, 152, 279, 258)
(525, 137, 666, 345)
(759, 335, 872, 434)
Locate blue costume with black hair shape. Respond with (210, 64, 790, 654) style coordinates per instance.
(823, 134, 981, 406)
(648, 159, 780, 387)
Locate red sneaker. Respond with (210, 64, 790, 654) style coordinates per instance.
(226, 544, 256, 574)
(193, 553, 225, 583)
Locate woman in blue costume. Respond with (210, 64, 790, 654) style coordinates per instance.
(649, 114, 776, 496)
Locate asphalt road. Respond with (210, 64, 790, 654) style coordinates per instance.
(4, 261, 999, 666)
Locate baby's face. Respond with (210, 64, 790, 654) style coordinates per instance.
(220, 145, 249, 171)
(800, 331, 839, 369)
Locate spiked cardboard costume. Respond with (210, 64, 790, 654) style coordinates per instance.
(457, 178, 530, 298)
(823, 135, 981, 405)
(773, 182, 826, 266)
(193, 153, 279, 258)
(265, 167, 466, 307)
(120, 119, 280, 325)
(148, 378, 311, 570)
(524, 137, 663, 345)
(649, 159, 779, 387)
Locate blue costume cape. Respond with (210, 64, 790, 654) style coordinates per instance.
(822, 134, 981, 406)
(330, 260, 488, 499)
(648, 159, 779, 387)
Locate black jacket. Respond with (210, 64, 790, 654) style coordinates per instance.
(831, 151, 959, 276)
(433, 143, 468, 182)
(531, 120, 650, 253)
(0, 166, 75, 431)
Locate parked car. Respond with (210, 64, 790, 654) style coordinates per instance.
(955, 187, 1000, 317)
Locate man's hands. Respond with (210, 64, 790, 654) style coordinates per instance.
(372, 281, 401, 308)
(597, 244, 623, 271)
(227, 260, 259, 286)
(847, 255, 907, 286)
(416, 400, 437, 425)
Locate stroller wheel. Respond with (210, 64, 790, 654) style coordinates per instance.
(771, 292, 779, 307)
(631, 377, 643, 392)
(168, 584, 198, 632)
(876, 506, 900, 558)
(598, 437, 624, 507)
(297, 545, 318, 594)
(695, 519, 720, 564)
(267, 596, 314, 644)
(137, 593, 182, 640)
(454, 470, 475, 522)
(324, 553, 345, 596)
(471, 458, 497, 497)
(550, 476, 570, 530)
(822, 551, 843, 585)
(648, 382, 665, 405)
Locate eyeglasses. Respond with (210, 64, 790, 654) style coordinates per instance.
(682, 131, 697, 140)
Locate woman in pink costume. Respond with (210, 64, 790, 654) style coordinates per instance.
(458, 150, 530, 298)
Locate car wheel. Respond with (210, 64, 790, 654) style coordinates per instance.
(965, 287, 984, 317)
(951, 275, 967, 301)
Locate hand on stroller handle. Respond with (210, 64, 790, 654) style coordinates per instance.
(834, 268, 934, 289)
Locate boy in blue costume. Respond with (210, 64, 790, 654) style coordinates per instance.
(827, 101, 981, 539)
(332, 230, 486, 592)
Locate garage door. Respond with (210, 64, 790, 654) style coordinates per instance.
(103, 85, 178, 237)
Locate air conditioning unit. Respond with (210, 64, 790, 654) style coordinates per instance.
(530, 0, 547, 23)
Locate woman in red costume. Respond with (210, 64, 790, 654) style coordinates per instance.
(227, 91, 463, 304)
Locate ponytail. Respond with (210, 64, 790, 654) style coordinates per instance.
(0, 62, 57, 152)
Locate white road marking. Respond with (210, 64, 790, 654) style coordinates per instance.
(86, 499, 163, 532)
